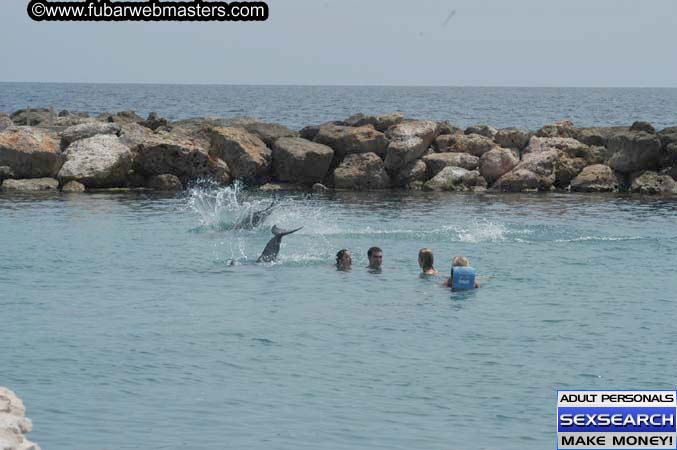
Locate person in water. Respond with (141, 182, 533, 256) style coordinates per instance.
(367, 247, 383, 271)
(336, 249, 352, 271)
(418, 248, 438, 275)
(443, 256, 480, 290)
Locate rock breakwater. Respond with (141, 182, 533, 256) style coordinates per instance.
(0, 109, 676, 195)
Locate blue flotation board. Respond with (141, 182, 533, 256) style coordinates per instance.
(451, 266, 476, 291)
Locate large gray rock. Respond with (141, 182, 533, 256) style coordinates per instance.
(525, 136, 612, 165)
(0, 114, 13, 132)
(314, 124, 388, 161)
(1, 178, 59, 191)
(10, 108, 56, 126)
(140, 112, 168, 131)
(465, 124, 497, 138)
(147, 174, 183, 191)
(0, 127, 62, 178)
(494, 150, 559, 192)
(577, 126, 627, 147)
(658, 126, 677, 148)
(333, 153, 390, 190)
(435, 133, 495, 157)
(437, 121, 463, 136)
(607, 130, 663, 173)
(494, 128, 532, 151)
(136, 135, 230, 184)
(423, 166, 487, 192)
(630, 171, 677, 195)
(58, 135, 133, 188)
(272, 137, 334, 183)
(209, 127, 271, 181)
(344, 112, 404, 132)
(556, 156, 588, 188)
(570, 164, 619, 192)
(0, 387, 41, 450)
(60, 122, 121, 150)
(243, 122, 299, 147)
(61, 180, 86, 192)
(479, 147, 519, 185)
(118, 123, 157, 152)
(384, 120, 440, 171)
(393, 159, 427, 189)
(423, 152, 479, 176)
(536, 120, 579, 139)
(629, 121, 655, 134)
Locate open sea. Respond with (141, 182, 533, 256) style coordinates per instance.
(1, 83, 677, 450)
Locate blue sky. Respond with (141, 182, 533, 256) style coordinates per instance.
(1, 0, 676, 86)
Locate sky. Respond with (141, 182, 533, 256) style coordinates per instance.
(1, 0, 676, 86)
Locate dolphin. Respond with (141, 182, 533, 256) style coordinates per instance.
(257, 225, 303, 263)
(234, 199, 277, 230)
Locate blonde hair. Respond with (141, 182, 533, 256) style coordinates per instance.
(419, 248, 434, 269)
(452, 256, 470, 267)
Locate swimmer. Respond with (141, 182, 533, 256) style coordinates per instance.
(336, 249, 352, 271)
(367, 247, 383, 271)
(418, 248, 438, 276)
(443, 256, 480, 290)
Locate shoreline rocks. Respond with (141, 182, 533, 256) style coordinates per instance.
(0, 108, 675, 195)
(0, 387, 41, 450)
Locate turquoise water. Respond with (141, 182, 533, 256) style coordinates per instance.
(2, 186, 676, 449)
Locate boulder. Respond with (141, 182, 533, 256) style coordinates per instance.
(465, 124, 497, 138)
(168, 116, 259, 131)
(393, 159, 427, 189)
(658, 126, 677, 148)
(333, 153, 390, 190)
(0, 387, 41, 450)
(0, 127, 62, 178)
(140, 112, 168, 131)
(607, 130, 663, 173)
(0, 114, 13, 132)
(661, 142, 677, 169)
(479, 147, 519, 185)
(118, 123, 157, 151)
(1, 178, 59, 191)
(0, 166, 15, 181)
(272, 137, 334, 183)
(556, 156, 588, 188)
(344, 112, 404, 132)
(570, 164, 619, 192)
(435, 133, 495, 157)
(630, 171, 677, 195)
(10, 108, 55, 126)
(58, 135, 133, 188)
(101, 110, 145, 124)
(437, 121, 463, 136)
(312, 183, 329, 193)
(525, 136, 613, 165)
(494, 128, 532, 151)
(135, 135, 230, 184)
(147, 174, 183, 191)
(494, 150, 559, 192)
(660, 166, 677, 181)
(384, 120, 440, 172)
(314, 124, 388, 161)
(577, 126, 626, 147)
(61, 180, 86, 192)
(536, 120, 579, 139)
(629, 121, 655, 134)
(299, 125, 322, 141)
(423, 152, 479, 176)
(423, 166, 487, 192)
(492, 168, 542, 192)
(60, 122, 121, 150)
(209, 127, 271, 181)
(243, 122, 299, 147)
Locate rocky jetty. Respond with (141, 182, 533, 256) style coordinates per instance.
(0, 109, 675, 195)
(0, 387, 40, 450)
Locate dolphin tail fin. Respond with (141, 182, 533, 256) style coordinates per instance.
(271, 225, 303, 237)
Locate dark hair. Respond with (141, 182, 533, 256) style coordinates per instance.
(367, 247, 383, 257)
(419, 248, 434, 269)
(336, 249, 349, 265)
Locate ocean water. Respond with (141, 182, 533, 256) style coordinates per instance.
(1, 82, 677, 130)
(2, 185, 677, 450)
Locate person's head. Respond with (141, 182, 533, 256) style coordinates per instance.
(418, 248, 434, 270)
(367, 247, 383, 269)
(336, 249, 352, 270)
(450, 256, 470, 278)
